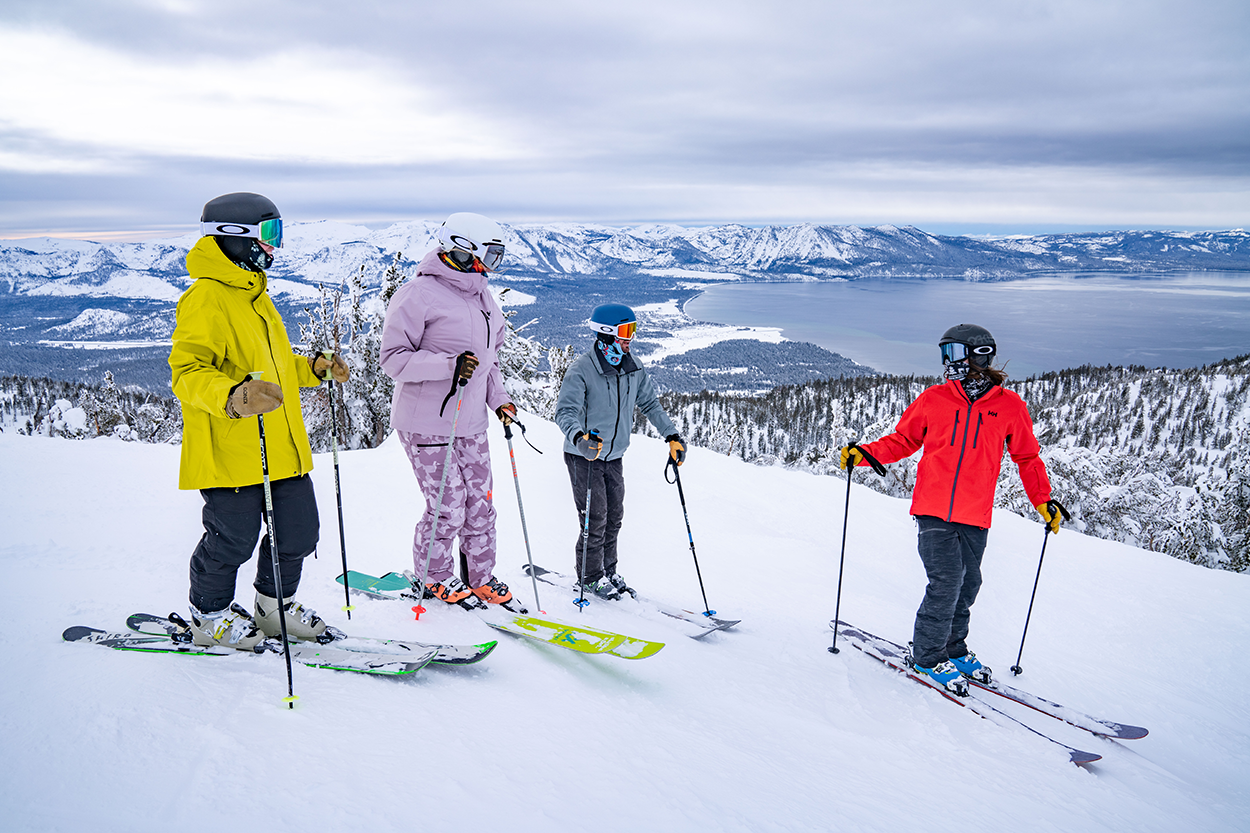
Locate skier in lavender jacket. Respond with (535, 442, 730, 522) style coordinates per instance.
(379, 213, 519, 609)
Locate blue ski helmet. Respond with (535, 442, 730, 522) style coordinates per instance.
(588, 304, 637, 340)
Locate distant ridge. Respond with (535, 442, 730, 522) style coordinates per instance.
(2, 222, 1249, 302)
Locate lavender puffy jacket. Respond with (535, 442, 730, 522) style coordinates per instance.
(380, 249, 510, 438)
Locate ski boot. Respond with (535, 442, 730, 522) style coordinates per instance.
(579, 576, 621, 601)
(188, 602, 267, 651)
(949, 651, 992, 684)
(254, 593, 333, 642)
(471, 576, 528, 613)
(606, 573, 637, 598)
(422, 575, 487, 610)
(911, 660, 969, 697)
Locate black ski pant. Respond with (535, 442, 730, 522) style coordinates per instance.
(565, 452, 625, 584)
(911, 515, 988, 669)
(188, 474, 320, 613)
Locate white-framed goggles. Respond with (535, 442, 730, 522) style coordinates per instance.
(201, 217, 283, 248)
(479, 244, 505, 271)
(590, 320, 638, 340)
(940, 342, 995, 364)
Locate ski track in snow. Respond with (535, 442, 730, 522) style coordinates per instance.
(1, 422, 1247, 833)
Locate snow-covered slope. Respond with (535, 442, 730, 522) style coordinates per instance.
(1, 421, 1246, 832)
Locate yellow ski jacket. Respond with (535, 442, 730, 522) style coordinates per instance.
(169, 237, 321, 490)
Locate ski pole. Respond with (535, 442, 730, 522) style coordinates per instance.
(829, 442, 887, 655)
(575, 430, 600, 611)
(1010, 499, 1071, 676)
(253, 371, 297, 708)
(503, 417, 544, 614)
(413, 374, 469, 621)
(321, 351, 355, 621)
(664, 455, 714, 617)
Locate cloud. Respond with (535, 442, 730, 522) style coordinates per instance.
(0, 0, 1248, 236)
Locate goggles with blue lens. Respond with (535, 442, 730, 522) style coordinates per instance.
(940, 342, 995, 364)
(201, 217, 283, 248)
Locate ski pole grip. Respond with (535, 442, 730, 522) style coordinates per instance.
(850, 441, 888, 477)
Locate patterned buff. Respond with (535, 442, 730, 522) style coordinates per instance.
(960, 375, 994, 401)
(597, 337, 626, 367)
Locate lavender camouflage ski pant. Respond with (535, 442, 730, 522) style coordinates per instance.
(398, 430, 497, 588)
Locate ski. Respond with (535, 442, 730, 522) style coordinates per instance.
(522, 564, 740, 639)
(830, 620, 1102, 765)
(339, 570, 665, 660)
(828, 620, 1146, 740)
(965, 678, 1147, 740)
(63, 625, 438, 676)
(336, 570, 529, 614)
(126, 613, 497, 667)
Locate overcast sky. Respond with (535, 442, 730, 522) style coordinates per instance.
(2, 0, 1247, 240)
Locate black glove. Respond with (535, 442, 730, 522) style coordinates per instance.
(576, 431, 603, 461)
(665, 434, 686, 465)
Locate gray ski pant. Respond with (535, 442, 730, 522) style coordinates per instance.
(911, 515, 988, 669)
(565, 452, 625, 583)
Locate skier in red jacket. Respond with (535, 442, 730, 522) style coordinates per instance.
(840, 324, 1064, 694)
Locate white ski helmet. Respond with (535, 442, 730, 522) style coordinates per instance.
(436, 212, 506, 271)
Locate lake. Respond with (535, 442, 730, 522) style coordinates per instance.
(684, 272, 1250, 377)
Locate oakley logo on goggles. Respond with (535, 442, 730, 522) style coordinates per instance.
(941, 342, 995, 363)
(201, 218, 283, 248)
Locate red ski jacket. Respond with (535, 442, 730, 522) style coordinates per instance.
(859, 381, 1052, 528)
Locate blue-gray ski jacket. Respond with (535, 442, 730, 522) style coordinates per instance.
(554, 347, 678, 462)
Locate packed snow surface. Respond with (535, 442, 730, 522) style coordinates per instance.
(1, 420, 1246, 832)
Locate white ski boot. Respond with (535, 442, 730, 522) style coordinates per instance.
(188, 603, 266, 651)
(254, 592, 329, 642)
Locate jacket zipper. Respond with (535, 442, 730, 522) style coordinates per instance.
(947, 394, 975, 522)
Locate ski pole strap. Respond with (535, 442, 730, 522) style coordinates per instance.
(665, 454, 678, 484)
(439, 373, 469, 417)
(850, 441, 888, 477)
(1048, 499, 1072, 522)
(510, 418, 542, 454)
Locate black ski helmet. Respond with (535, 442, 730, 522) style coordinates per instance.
(200, 192, 282, 273)
(939, 323, 996, 369)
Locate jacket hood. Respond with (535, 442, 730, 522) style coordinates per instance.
(186, 236, 267, 293)
(416, 249, 489, 298)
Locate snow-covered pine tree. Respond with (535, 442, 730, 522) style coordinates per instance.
(298, 281, 349, 452)
(494, 288, 551, 416)
(340, 256, 404, 449)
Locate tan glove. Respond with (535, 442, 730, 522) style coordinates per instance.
(226, 379, 283, 418)
(839, 445, 865, 470)
(496, 403, 517, 424)
(1036, 501, 1062, 534)
(310, 352, 349, 383)
(665, 434, 686, 465)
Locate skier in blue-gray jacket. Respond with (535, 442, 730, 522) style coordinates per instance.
(554, 303, 687, 600)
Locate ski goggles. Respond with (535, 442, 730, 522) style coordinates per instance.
(614, 321, 637, 340)
(940, 342, 995, 364)
(201, 217, 283, 248)
(479, 244, 505, 271)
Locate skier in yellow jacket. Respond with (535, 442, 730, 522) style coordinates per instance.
(169, 192, 348, 649)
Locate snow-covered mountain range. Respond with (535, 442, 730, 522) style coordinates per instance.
(4, 221, 1250, 303)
